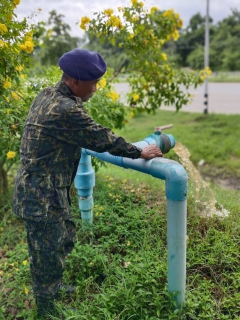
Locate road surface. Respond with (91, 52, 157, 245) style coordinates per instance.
(114, 82, 240, 114)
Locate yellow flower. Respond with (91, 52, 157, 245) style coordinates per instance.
(171, 29, 179, 41)
(132, 93, 139, 101)
(150, 7, 159, 14)
(20, 74, 25, 79)
(116, 199, 119, 202)
(139, 2, 144, 7)
(108, 16, 122, 28)
(47, 30, 53, 38)
(11, 91, 20, 100)
(131, 0, 138, 6)
(7, 151, 16, 159)
(97, 78, 107, 89)
(0, 40, 8, 48)
(161, 53, 167, 61)
(132, 16, 139, 21)
(107, 91, 119, 102)
(103, 9, 114, 16)
(15, 65, 24, 72)
(162, 9, 174, 18)
(14, 0, 21, 5)
(25, 32, 33, 41)
(205, 66, 212, 76)
(22, 260, 27, 266)
(24, 287, 29, 294)
(80, 16, 91, 30)
(3, 78, 11, 89)
(177, 19, 183, 28)
(25, 41, 34, 53)
(19, 41, 34, 53)
(127, 241, 130, 246)
(0, 24, 8, 34)
(89, 261, 93, 266)
(128, 33, 134, 39)
(19, 44, 26, 51)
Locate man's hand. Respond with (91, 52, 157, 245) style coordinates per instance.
(139, 145, 163, 160)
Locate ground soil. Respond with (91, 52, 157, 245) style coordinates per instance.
(202, 172, 240, 190)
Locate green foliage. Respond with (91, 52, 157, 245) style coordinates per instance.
(80, 1, 207, 113)
(0, 0, 35, 192)
(172, 9, 240, 71)
(32, 10, 80, 69)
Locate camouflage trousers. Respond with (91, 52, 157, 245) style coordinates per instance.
(24, 218, 76, 300)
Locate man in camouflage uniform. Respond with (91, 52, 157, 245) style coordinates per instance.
(13, 49, 162, 318)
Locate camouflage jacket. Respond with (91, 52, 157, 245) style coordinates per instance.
(13, 81, 142, 223)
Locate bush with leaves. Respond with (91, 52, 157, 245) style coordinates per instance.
(80, 0, 211, 114)
(0, 0, 36, 192)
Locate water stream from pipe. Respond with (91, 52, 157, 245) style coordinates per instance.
(174, 142, 229, 218)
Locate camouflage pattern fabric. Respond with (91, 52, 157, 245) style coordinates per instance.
(24, 218, 76, 299)
(12, 80, 142, 314)
(13, 80, 142, 223)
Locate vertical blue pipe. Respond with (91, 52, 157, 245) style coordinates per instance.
(167, 199, 187, 307)
(74, 152, 95, 227)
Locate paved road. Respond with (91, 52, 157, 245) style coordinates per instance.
(114, 82, 240, 114)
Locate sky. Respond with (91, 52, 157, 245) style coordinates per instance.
(16, 0, 240, 37)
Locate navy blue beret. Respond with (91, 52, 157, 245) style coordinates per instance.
(58, 48, 107, 81)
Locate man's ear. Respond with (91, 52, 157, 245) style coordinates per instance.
(71, 78, 79, 88)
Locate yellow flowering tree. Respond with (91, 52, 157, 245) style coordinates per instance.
(84, 70, 126, 130)
(0, 0, 35, 193)
(80, 0, 210, 114)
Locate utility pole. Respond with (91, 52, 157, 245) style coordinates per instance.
(204, 0, 210, 114)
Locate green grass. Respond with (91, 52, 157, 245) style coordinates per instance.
(1, 110, 240, 319)
(209, 73, 240, 83)
(117, 72, 240, 83)
(115, 110, 240, 181)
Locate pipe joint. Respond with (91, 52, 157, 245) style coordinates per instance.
(150, 158, 188, 201)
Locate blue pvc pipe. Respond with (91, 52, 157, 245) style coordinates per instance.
(74, 152, 95, 226)
(74, 133, 188, 307)
(167, 199, 187, 307)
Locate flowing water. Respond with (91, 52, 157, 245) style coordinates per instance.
(174, 142, 229, 218)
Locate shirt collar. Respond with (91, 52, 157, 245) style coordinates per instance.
(55, 81, 78, 100)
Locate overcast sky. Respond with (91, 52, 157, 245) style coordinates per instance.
(16, 0, 239, 37)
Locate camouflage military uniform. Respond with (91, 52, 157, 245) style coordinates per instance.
(12, 81, 141, 313)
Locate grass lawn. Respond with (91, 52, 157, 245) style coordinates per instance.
(0, 110, 240, 319)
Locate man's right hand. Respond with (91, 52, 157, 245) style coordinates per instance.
(139, 145, 163, 160)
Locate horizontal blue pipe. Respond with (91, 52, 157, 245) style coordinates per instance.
(83, 149, 187, 201)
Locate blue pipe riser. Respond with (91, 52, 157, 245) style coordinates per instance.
(79, 196, 94, 211)
(167, 199, 187, 306)
(81, 211, 93, 222)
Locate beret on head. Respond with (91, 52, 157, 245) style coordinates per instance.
(58, 48, 107, 81)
